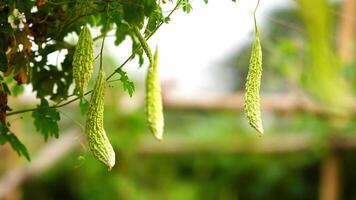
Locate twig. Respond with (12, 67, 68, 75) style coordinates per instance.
(162, 92, 356, 117)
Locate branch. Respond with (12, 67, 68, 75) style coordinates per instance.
(137, 134, 356, 155)
(162, 92, 356, 116)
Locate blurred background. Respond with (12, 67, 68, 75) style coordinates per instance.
(1, 0, 356, 199)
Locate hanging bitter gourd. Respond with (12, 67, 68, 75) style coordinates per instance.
(133, 27, 153, 64)
(85, 69, 115, 170)
(72, 26, 94, 96)
(244, 32, 264, 134)
(146, 48, 164, 140)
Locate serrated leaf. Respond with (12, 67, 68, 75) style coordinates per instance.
(114, 21, 129, 46)
(32, 99, 60, 140)
(6, 133, 31, 161)
(115, 68, 135, 97)
(0, 123, 30, 161)
(181, 0, 192, 13)
(79, 97, 89, 115)
(144, 5, 164, 37)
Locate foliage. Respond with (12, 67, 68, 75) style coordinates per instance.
(32, 98, 61, 140)
(0, 0, 191, 159)
(0, 123, 30, 160)
(79, 97, 89, 115)
(115, 67, 135, 98)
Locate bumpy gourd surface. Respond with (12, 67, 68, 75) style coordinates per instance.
(146, 49, 164, 140)
(73, 26, 94, 96)
(133, 27, 153, 64)
(85, 69, 115, 169)
(244, 35, 264, 134)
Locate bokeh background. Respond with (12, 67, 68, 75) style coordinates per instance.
(1, 0, 356, 199)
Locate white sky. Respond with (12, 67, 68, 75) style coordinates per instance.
(105, 0, 292, 97)
(42, 0, 293, 101)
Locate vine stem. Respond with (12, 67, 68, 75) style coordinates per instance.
(7, 0, 182, 117)
(106, 0, 182, 80)
(253, 0, 261, 35)
(99, 17, 108, 71)
(58, 109, 85, 131)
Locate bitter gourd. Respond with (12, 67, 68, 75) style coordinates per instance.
(146, 48, 164, 140)
(72, 26, 94, 96)
(244, 34, 264, 134)
(85, 69, 115, 170)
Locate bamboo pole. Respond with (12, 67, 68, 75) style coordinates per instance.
(319, 0, 355, 199)
(338, 0, 356, 64)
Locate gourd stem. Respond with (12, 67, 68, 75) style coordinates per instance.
(253, 0, 260, 36)
(99, 5, 109, 71)
(99, 34, 106, 71)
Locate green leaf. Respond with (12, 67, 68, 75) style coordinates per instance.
(144, 5, 164, 37)
(0, 134, 6, 144)
(6, 133, 31, 161)
(12, 84, 24, 96)
(130, 35, 145, 66)
(79, 97, 89, 115)
(115, 68, 135, 97)
(32, 99, 61, 141)
(122, 1, 145, 26)
(0, 123, 30, 161)
(114, 21, 129, 46)
(181, 0, 192, 13)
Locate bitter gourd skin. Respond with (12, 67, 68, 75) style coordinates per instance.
(146, 48, 164, 140)
(244, 34, 264, 134)
(72, 26, 94, 96)
(85, 69, 115, 170)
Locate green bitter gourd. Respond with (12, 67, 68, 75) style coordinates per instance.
(85, 69, 115, 170)
(146, 48, 164, 140)
(72, 26, 94, 96)
(244, 33, 264, 134)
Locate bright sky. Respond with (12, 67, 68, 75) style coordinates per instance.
(42, 0, 293, 102)
(104, 0, 292, 98)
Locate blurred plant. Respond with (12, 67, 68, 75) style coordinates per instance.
(298, 0, 353, 114)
